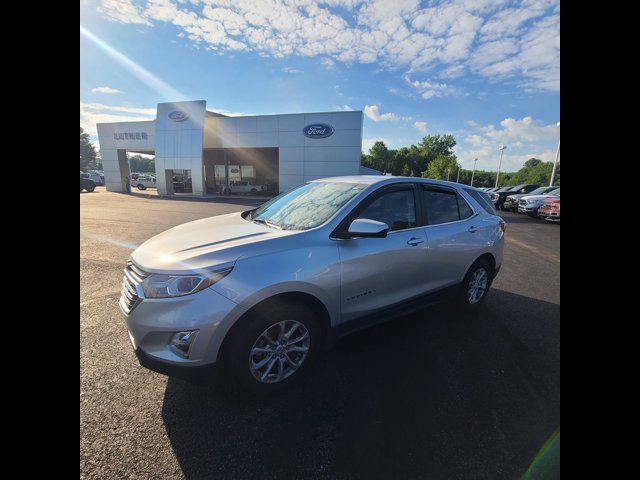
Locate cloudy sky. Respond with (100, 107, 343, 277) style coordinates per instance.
(80, 0, 559, 172)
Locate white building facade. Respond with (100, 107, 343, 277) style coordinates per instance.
(96, 100, 367, 196)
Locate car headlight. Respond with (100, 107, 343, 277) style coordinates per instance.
(141, 267, 233, 298)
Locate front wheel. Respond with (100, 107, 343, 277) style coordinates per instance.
(222, 303, 321, 395)
(137, 184, 146, 190)
(86, 184, 95, 193)
(457, 259, 493, 310)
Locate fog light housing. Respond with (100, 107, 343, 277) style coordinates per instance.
(169, 330, 198, 358)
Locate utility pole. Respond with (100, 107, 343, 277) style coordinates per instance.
(549, 122, 560, 186)
(470, 158, 478, 186)
(495, 145, 507, 188)
(456, 167, 461, 183)
(447, 167, 450, 181)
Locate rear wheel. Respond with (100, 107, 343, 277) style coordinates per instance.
(86, 184, 95, 193)
(222, 302, 321, 395)
(457, 258, 492, 310)
(137, 184, 146, 190)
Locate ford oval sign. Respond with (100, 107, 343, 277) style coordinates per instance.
(303, 123, 334, 139)
(168, 110, 188, 122)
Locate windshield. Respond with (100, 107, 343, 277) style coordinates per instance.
(249, 181, 367, 230)
(497, 187, 513, 192)
(528, 187, 552, 195)
(548, 188, 560, 195)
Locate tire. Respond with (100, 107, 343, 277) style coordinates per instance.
(457, 258, 493, 311)
(86, 184, 95, 193)
(137, 184, 146, 190)
(221, 302, 321, 396)
(250, 188, 258, 194)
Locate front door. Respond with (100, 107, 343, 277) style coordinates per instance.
(337, 185, 429, 323)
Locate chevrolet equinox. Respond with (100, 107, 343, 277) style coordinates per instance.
(120, 176, 505, 394)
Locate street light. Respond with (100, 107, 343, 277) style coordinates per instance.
(549, 122, 560, 186)
(447, 167, 450, 181)
(456, 166, 461, 183)
(495, 145, 507, 188)
(470, 158, 478, 186)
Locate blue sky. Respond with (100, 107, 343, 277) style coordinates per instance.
(80, 0, 559, 172)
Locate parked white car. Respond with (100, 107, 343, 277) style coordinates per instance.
(228, 181, 267, 195)
(81, 171, 103, 186)
(132, 175, 156, 190)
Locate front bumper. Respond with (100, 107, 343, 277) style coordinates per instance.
(503, 200, 518, 210)
(122, 285, 247, 374)
(518, 205, 538, 215)
(538, 212, 560, 221)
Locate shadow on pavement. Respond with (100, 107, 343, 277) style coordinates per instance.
(162, 288, 559, 480)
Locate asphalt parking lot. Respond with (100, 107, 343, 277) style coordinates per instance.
(80, 188, 559, 480)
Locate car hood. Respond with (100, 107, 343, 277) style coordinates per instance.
(130, 211, 296, 274)
(506, 193, 528, 200)
(521, 194, 558, 202)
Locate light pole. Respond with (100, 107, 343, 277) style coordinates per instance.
(456, 166, 461, 183)
(447, 167, 450, 181)
(495, 145, 507, 188)
(549, 122, 560, 186)
(470, 158, 478, 186)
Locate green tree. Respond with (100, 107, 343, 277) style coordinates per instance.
(128, 154, 156, 173)
(80, 127, 97, 170)
(423, 156, 460, 180)
(367, 141, 393, 173)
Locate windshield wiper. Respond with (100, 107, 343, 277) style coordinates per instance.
(253, 218, 285, 230)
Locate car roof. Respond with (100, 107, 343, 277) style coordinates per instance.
(309, 175, 486, 192)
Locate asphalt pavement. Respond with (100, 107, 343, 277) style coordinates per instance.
(80, 188, 559, 480)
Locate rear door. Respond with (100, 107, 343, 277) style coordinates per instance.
(337, 183, 429, 323)
(419, 185, 484, 290)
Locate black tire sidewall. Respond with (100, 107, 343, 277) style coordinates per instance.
(458, 259, 493, 310)
(222, 303, 321, 395)
(86, 185, 95, 192)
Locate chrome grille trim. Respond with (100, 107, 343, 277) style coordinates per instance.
(119, 261, 147, 315)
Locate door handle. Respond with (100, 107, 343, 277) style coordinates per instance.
(407, 237, 425, 246)
(468, 226, 478, 233)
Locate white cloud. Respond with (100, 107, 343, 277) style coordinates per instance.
(403, 74, 462, 99)
(334, 104, 354, 111)
(364, 104, 399, 122)
(413, 121, 427, 133)
(281, 66, 302, 74)
(97, 0, 152, 25)
(321, 58, 336, 70)
(80, 102, 156, 137)
(91, 86, 122, 94)
(457, 115, 560, 171)
(95, 0, 560, 91)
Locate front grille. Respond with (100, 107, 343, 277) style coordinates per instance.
(119, 260, 148, 315)
(519, 199, 527, 206)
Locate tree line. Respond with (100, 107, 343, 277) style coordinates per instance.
(361, 135, 559, 187)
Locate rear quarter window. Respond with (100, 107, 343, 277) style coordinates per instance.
(464, 189, 497, 215)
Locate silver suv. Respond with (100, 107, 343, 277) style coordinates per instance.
(120, 176, 505, 394)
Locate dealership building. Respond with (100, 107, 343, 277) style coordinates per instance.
(96, 100, 372, 196)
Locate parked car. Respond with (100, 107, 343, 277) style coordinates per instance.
(80, 174, 96, 192)
(172, 175, 192, 193)
(132, 175, 156, 190)
(230, 181, 267, 195)
(538, 198, 560, 223)
(494, 184, 540, 210)
(518, 188, 560, 216)
(120, 176, 505, 394)
(81, 171, 103, 186)
(503, 186, 558, 212)
(88, 170, 105, 185)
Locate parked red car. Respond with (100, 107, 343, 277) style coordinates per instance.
(538, 198, 560, 222)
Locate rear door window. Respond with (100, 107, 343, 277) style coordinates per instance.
(421, 187, 474, 225)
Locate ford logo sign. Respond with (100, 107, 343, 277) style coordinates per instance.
(303, 123, 334, 139)
(168, 110, 188, 122)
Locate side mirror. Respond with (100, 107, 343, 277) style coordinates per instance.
(346, 218, 389, 238)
